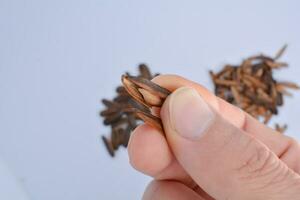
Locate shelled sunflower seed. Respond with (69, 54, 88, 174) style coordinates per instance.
(100, 64, 159, 157)
(210, 45, 299, 126)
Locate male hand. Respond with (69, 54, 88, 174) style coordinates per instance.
(128, 75, 300, 200)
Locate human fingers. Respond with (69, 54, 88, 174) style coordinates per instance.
(161, 87, 300, 199)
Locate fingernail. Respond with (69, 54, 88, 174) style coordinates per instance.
(169, 87, 215, 140)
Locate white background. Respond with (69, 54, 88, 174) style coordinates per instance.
(0, 0, 300, 199)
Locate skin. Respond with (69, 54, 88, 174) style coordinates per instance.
(128, 75, 300, 200)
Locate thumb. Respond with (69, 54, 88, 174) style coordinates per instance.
(161, 87, 300, 200)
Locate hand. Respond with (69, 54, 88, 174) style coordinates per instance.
(128, 75, 300, 200)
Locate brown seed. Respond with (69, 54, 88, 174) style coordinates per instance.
(120, 75, 172, 131)
(103, 112, 122, 125)
(111, 128, 119, 150)
(111, 117, 129, 128)
(245, 104, 257, 113)
(127, 113, 137, 129)
(102, 99, 116, 107)
(257, 88, 273, 103)
(138, 88, 164, 106)
(116, 86, 127, 94)
(139, 64, 152, 80)
(277, 82, 300, 90)
(121, 75, 146, 106)
(276, 92, 283, 106)
(263, 111, 272, 124)
(100, 107, 120, 116)
(276, 84, 293, 96)
(116, 128, 125, 148)
(124, 75, 171, 99)
(265, 60, 288, 69)
(124, 107, 163, 131)
(135, 111, 163, 131)
(248, 55, 274, 62)
(122, 127, 131, 147)
(113, 96, 131, 103)
(243, 74, 267, 90)
(217, 66, 234, 79)
(230, 86, 241, 105)
(255, 68, 264, 77)
(209, 71, 216, 81)
(214, 79, 238, 86)
(274, 44, 288, 60)
(101, 136, 115, 157)
(128, 99, 150, 113)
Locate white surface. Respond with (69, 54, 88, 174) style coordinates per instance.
(0, 0, 300, 199)
(0, 157, 29, 200)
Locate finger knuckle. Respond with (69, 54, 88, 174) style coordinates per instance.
(282, 137, 300, 174)
(237, 138, 274, 179)
(286, 137, 300, 152)
(292, 142, 300, 173)
(236, 138, 298, 193)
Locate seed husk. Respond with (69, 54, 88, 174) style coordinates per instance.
(138, 88, 164, 106)
(122, 75, 171, 108)
(122, 75, 146, 107)
(123, 107, 163, 131)
(124, 75, 171, 98)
